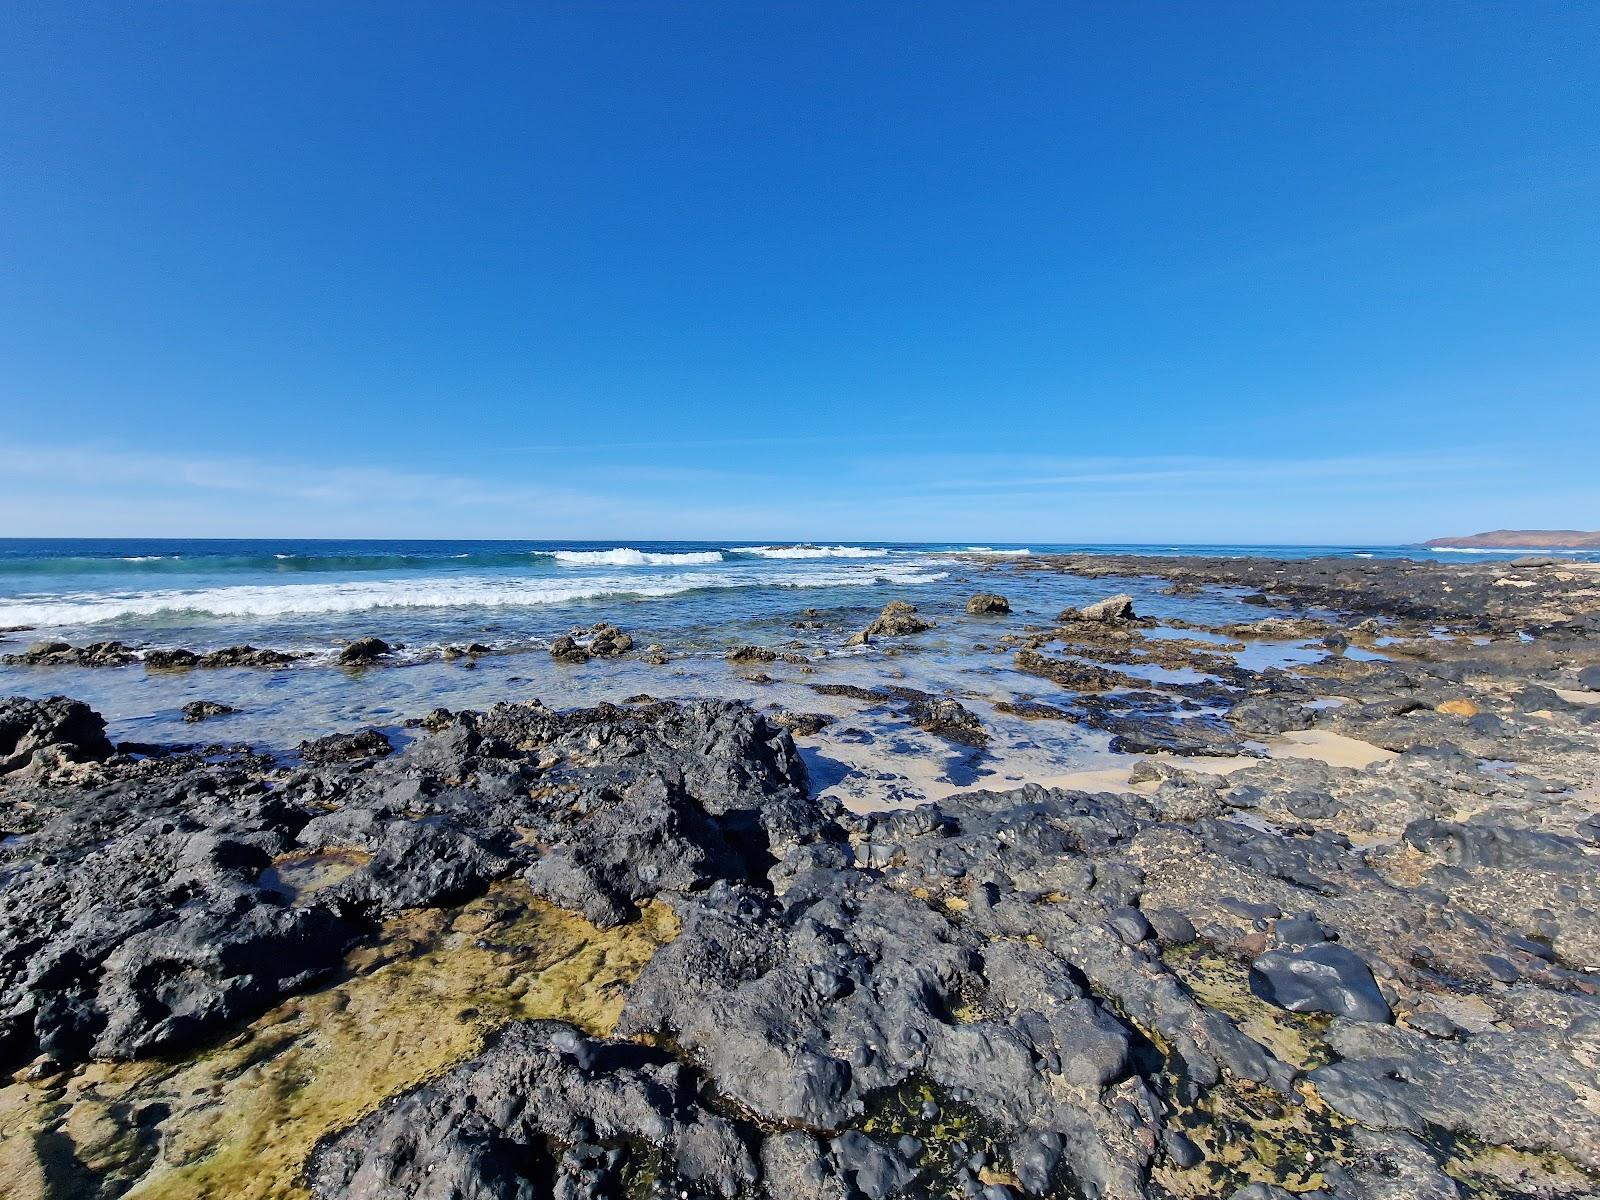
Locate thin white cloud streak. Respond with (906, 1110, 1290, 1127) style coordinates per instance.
(0, 441, 1578, 542)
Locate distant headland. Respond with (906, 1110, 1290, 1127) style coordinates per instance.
(1425, 529, 1600, 549)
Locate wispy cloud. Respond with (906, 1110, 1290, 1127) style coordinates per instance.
(0, 440, 1573, 543)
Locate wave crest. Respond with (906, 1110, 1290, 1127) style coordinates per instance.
(0, 565, 946, 626)
(731, 545, 888, 559)
(538, 548, 727, 566)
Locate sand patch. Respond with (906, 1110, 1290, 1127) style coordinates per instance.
(1269, 729, 1396, 769)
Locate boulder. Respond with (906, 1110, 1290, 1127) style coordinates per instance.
(338, 637, 392, 665)
(1250, 942, 1392, 1023)
(861, 600, 935, 639)
(0, 695, 115, 775)
(1059, 594, 1136, 624)
(298, 728, 394, 765)
(965, 592, 1011, 615)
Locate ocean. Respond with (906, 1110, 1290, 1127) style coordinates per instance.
(0, 537, 1577, 805)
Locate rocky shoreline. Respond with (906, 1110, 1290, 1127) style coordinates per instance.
(2, 555, 1599, 1199)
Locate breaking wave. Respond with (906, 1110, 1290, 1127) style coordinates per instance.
(0, 565, 947, 626)
(538, 548, 727, 567)
(730, 545, 888, 559)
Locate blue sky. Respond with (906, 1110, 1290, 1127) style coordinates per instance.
(2, 3, 1597, 542)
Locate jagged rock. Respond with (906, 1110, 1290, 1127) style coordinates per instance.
(1579, 663, 1600, 691)
(966, 593, 1011, 615)
(338, 636, 392, 664)
(906, 696, 989, 747)
(862, 600, 935, 638)
(1059, 594, 1136, 624)
(0, 695, 115, 774)
(181, 700, 237, 723)
(298, 728, 394, 765)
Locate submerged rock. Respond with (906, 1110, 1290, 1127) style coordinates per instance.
(181, 699, 238, 723)
(727, 645, 780, 663)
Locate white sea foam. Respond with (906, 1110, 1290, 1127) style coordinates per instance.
(962, 547, 1032, 557)
(538, 548, 727, 567)
(0, 565, 946, 626)
(118, 556, 176, 562)
(733, 545, 888, 559)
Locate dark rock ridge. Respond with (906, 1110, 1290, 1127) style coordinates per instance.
(0, 697, 811, 1071)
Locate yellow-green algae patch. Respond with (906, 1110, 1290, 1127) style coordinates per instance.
(1163, 944, 1332, 1072)
(1152, 1078, 1355, 1198)
(861, 1077, 1033, 1198)
(0, 880, 678, 1200)
(1432, 1131, 1600, 1200)
(1147, 946, 1356, 1197)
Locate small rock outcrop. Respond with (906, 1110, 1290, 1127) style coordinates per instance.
(0, 695, 115, 775)
(1059, 593, 1136, 624)
(181, 700, 237, 723)
(1, 641, 139, 667)
(966, 592, 1011, 615)
(906, 696, 989, 746)
(847, 600, 936, 645)
(338, 637, 392, 665)
(298, 728, 395, 765)
(550, 624, 634, 664)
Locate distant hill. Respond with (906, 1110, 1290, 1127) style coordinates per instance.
(1425, 529, 1600, 549)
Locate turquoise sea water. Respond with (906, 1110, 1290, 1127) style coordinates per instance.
(0, 538, 1574, 787)
(0, 537, 1573, 646)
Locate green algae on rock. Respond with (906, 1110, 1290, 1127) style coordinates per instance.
(0, 881, 678, 1200)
